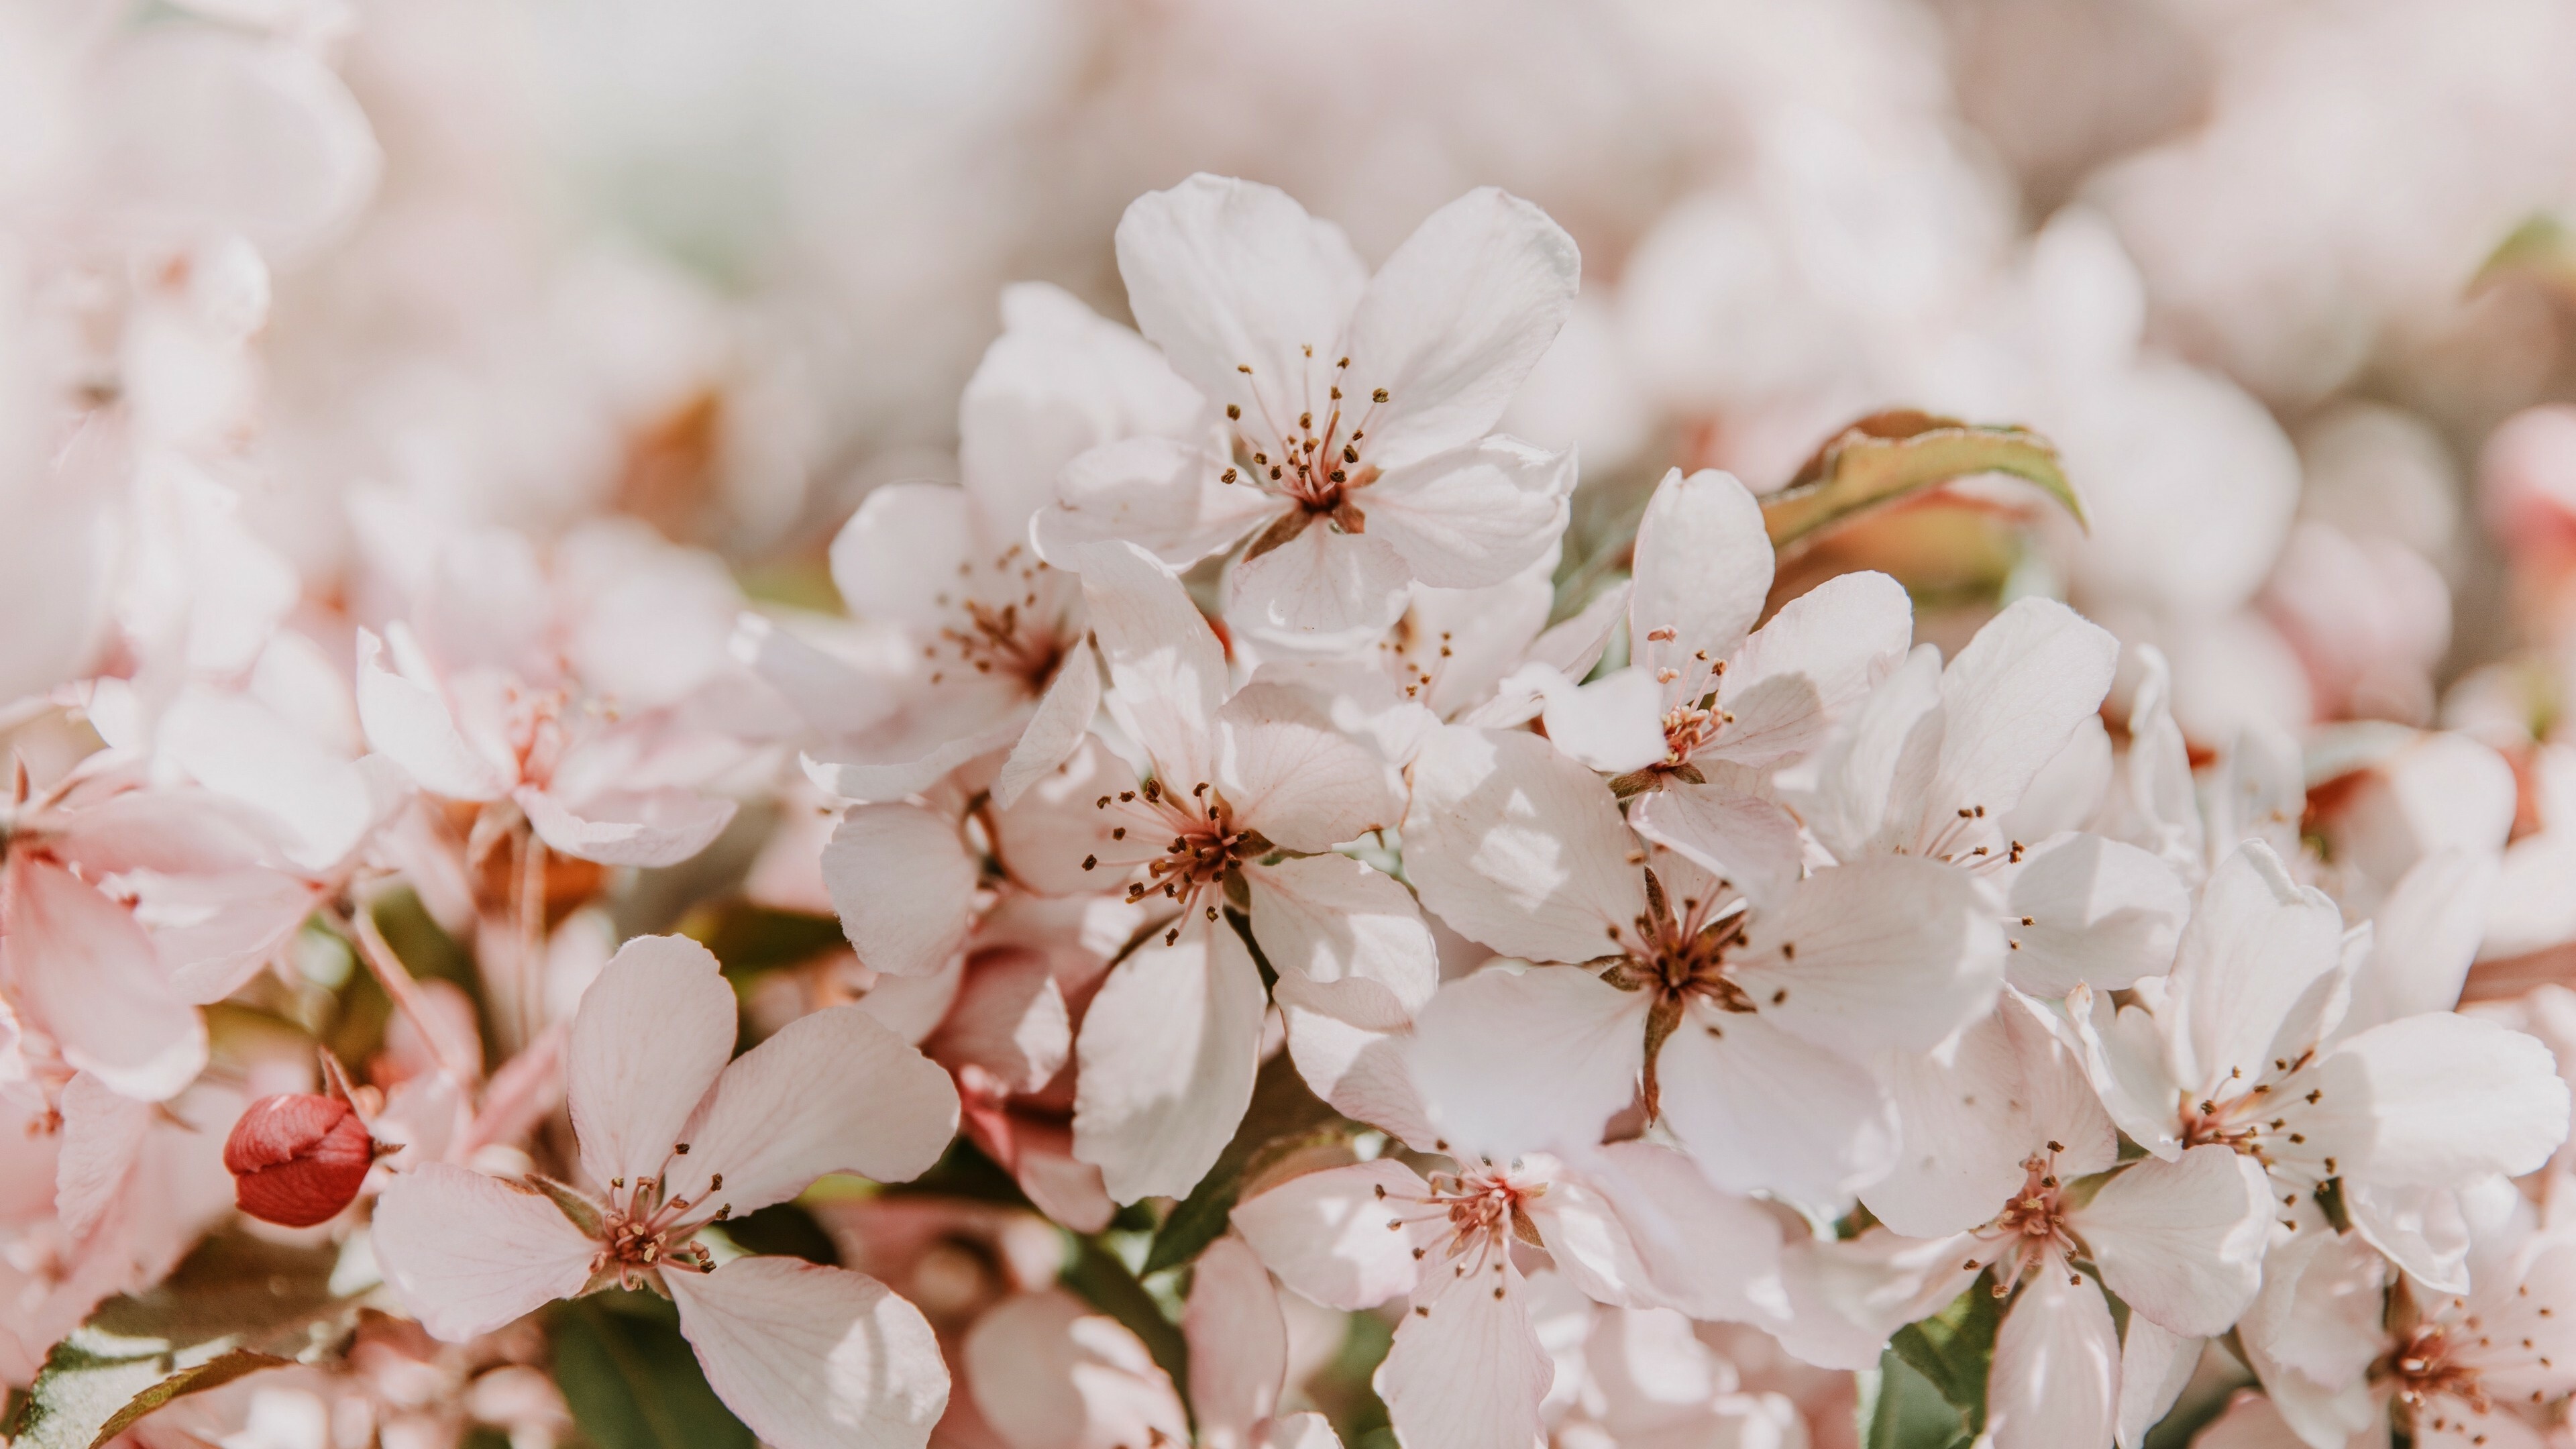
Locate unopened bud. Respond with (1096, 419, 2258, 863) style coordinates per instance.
(224, 1093, 374, 1228)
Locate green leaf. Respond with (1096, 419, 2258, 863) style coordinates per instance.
(550, 1292, 755, 1449)
(1864, 1351, 1976, 1449)
(1762, 411, 2085, 554)
(90, 1350, 292, 1444)
(8, 1233, 359, 1448)
(1884, 1271, 2004, 1436)
(1061, 1238, 1191, 1395)
(1143, 1052, 1352, 1275)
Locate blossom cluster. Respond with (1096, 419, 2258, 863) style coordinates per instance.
(18, 6, 2576, 1449)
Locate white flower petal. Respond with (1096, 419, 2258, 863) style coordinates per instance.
(1185, 1235, 1287, 1449)
(2166, 841, 2346, 1097)
(1803, 646, 1943, 862)
(2314, 1013, 2571, 1187)
(1625, 784, 1805, 916)
(1376, 1259, 1553, 1449)
(1036, 435, 1277, 569)
(1729, 855, 2006, 1055)
(568, 934, 740, 1195)
(2114, 1318, 2198, 1449)
(1719, 570, 1913, 741)
(1629, 469, 1770, 680)
(1218, 685, 1400, 849)
(931, 949, 1072, 1094)
(2341, 1181, 2472, 1293)
(1402, 724, 1646, 965)
(372, 1163, 597, 1342)
(961, 282, 1207, 531)
(1077, 539, 1229, 786)
(733, 618, 900, 741)
(1865, 1000, 2117, 1239)
(519, 786, 737, 869)
(2076, 1146, 2271, 1338)
(1232, 1159, 1427, 1311)
(1407, 966, 1644, 1162)
(7, 855, 207, 1104)
(827, 483, 977, 634)
(669, 1256, 949, 1449)
(1554, 1141, 1786, 1324)
(1927, 596, 2119, 826)
(822, 804, 979, 979)
(963, 1289, 1185, 1449)
(665, 1005, 961, 1214)
(1257, 1413, 1342, 1449)
(2343, 848, 2493, 1032)
(159, 688, 377, 871)
(1251, 854, 1436, 1030)
(2002, 833, 2192, 997)
(1281, 1006, 1440, 1152)
(988, 735, 1167, 896)
(991, 637, 1103, 810)
(354, 627, 512, 801)
(1343, 187, 1579, 470)
(1362, 438, 1574, 592)
(1984, 1264, 2116, 1449)
(56, 1073, 154, 1241)
(1529, 665, 1667, 776)
(1656, 1008, 1898, 1203)
(1227, 523, 1413, 646)
(1690, 672, 1827, 772)
(803, 717, 1026, 805)
(1115, 175, 1366, 418)
(1073, 924, 1267, 1203)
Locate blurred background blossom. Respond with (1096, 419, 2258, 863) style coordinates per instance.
(23, 2, 2576, 1447)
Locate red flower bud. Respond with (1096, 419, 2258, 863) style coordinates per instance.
(224, 1093, 374, 1228)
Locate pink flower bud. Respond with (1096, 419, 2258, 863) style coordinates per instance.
(224, 1093, 374, 1228)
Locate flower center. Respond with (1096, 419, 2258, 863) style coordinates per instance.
(2177, 1046, 2337, 1221)
(924, 545, 1069, 691)
(1602, 867, 1755, 1011)
(1221, 354, 1386, 519)
(2387, 1322, 2491, 1421)
(587, 1165, 737, 1287)
(1378, 1165, 1546, 1300)
(1086, 778, 1269, 946)
(1964, 1148, 2085, 1298)
(1639, 628, 1731, 768)
(1602, 864, 1766, 1119)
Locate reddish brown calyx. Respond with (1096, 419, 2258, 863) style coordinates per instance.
(224, 1092, 376, 1228)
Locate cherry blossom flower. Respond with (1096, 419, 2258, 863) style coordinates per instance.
(2072, 841, 2570, 1292)
(1778, 993, 2270, 1449)
(1401, 723, 2003, 1201)
(989, 541, 1435, 1201)
(352, 521, 753, 870)
(1035, 175, 1580, 646)
(1525, 466, 1912, 784)
(748, 281, 1210, 808)
(372, 934, 960, 1449)
(2229, 1200, 2576, 1449)
(1232, 1139, 1782, 1449)
(1747, 594, 2193, 998)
